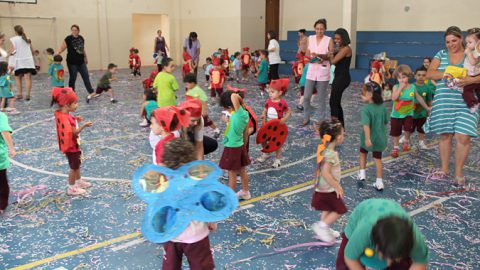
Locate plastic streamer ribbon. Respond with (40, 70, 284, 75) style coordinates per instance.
(316, 134, 332, 164)
(12, 185, 48, 203)
(226, 84, 246, 93)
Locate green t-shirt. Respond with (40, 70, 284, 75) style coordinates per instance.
(0, 112, 13, 170)
(344, 199, 429, 269)
(223, 106, 249, 148)
(97, 71, 112, 89)
(145, 100, 158, 120)
(360, 103, 390, 152)
(186, 85, 208, 102)
(414, 83, 435, 119)
(258, 59, 269, 84)
(391, 84, 416, 119)
(153, 71, 179, 108)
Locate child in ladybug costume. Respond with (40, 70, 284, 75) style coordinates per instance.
(240, 47, 251, 81)
(209, 56, 226, 103)
(292, 52, 305, 89)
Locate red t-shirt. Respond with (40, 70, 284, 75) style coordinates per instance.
(54, 111, 80, 153)
(154, 133, 175, 165)
(182, 63, 191, 77)
(143, 78, 153, 89)
(209, 68, 225, 89)
(265, 99, 289, 119)
(132, 55, 141, 68)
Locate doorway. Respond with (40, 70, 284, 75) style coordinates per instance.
(265, 0, 279, 48)
(131, 13, 170, 67)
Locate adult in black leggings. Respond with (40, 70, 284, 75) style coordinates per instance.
(330, 28, 352, 128)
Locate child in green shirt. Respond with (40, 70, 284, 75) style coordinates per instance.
(412, 66, 435, 150)
(153, 58, 179, 108)
(0, 112, 16, 214)
(256, 50, 269, 96)
(94, 63, 118, 104)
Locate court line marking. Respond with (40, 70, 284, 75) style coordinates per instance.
(409, 197, 449, 216)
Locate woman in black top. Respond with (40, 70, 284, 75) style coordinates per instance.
(56, 25, 96, 102)
(154, 29, 169, 57)
(330, 28, 352, 128)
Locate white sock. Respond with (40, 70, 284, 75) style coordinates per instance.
(68, 184, 75, 189)
(87, 95, 92, 99)
(318, 221, 329, 228)
(214, 128, 220, 133)
(359, 169, 366, 179)
(110, 98, 114, 101)
(376, 178, 383, 183)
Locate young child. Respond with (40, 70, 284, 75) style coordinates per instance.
(412, 66, 435, 149)
(241, 47, 251, 81)
(250, 50, 259, 75)
(297, 55, 316, 111)
(256, 50, 269, 96)
(233, 52, 242, 82)
(311, 118, 346, 242)
(203, 57, 213, 87)
(382, 82, 393, 101)
(45, 48, 55, 66)
(160, 138, 216, 270)
(139, 88, 158, 127)
(128, 47, 135, 74)
(33, 49, 41, 71)
(132, 49, 141, 77)
(0, 62, 19, 115)
(154, 50, 164, 72)
(184, 73, 221, 138)
(94, 63, 118, 104)
(390, 65, 430, 158)
(0, 111, 16, 214)
(149, 106, 189, 165)
(142, 70, 158, 90)
(209, 57, 225, 103)
(257, 78, 292, 168)
(368, 60, 383, 86)
(51, 87, 93, 196)
(153, 58, 179, 108)
(182, 51, 194, 79)
(48, 55, 65, 87)
(358, 82, 390, 191)
(462, 28, 480, 113)
(219, 91, 251, 200)
(292, 52, 305, 89)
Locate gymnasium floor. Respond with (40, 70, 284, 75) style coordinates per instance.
(0, 68, 479, 270)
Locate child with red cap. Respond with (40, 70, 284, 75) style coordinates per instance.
(182, 51, 195, 79)
(149, 106, 190, 165)
(51, 87, 93, 196)
(142, 70, 158, 90)
(241, 47, 251, 81)
(209, 56, 226, 104)
(257, 78, 292, 168)
(368, 61, 383, 86)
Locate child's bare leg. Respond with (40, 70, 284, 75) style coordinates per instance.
(359, 152, 367, 169)
(68, 169, 76, 185)
(75, 169, 81, 181)
(239, 167, 249, 192)
(275, 147, 282, 160)
(323, 211, 342, 226)
(392, 136, 400, 148)
(107, 89, 115, 99)
(228, 170, 238, 190)
(0, 98, 5, 110)
(418, 132, 426, 141)
(8, 98, 15, 109)
(374, 158, 383, 179)
(404, 132, 411, 143)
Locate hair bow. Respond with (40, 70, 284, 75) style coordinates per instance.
(226, 84, 246, 93)
(316, 134, 332, 164)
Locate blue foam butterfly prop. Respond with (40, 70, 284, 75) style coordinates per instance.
(132, 160, 238, 243)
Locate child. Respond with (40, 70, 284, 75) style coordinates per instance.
(153, 58, 179, 108)
(240, 47, 251, 81)
(0, 62, 19, 115)
(182, 51, 194, 79)
(368, 60, 383, 86)
(48, 55, 65, 87)
(203, 57, 213, 87)
(412, 66, 435, 149)
(45, 48, 55, 66)
(292, 52, 305, 89)
(219, 91, 251, 200)
(94, 63, 118, 104)
(257, 78, 291, 168)
(311, 118, 346, 242)
(233, 52, 242, 82)
(209, 57, 225, 103)
(128, 47, 135, 74)
(250, 50, 259, 75)
(382, 82, 393, 101)
(139, 88, 158, 127)
(33, 49, 41, 71)
(256, 50, 269, 96)
(153, 50, 164, 72)
(390, 65, 430, 158)
(336, 198, 429, 270)
(358, 82, 389, 191)
(462, 27, 480, 113)
(184, 73, 221, 138)
(0, 111, 16, 214)
(160, 138, 216, 270)
(149, 106, 189, 165)
(51, 87, 93, 196)
(132, 49, 141, 77)
(142, 70, 158, 90)
(297, 55, 316, 111)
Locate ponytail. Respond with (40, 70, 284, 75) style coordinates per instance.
(14, 25, 31, 44)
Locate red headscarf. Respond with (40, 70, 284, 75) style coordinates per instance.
(151, 106, 190, 132)
(269, 78, 289, 94)
(51, 87, 78, 106)
(180, 99, 203, 118)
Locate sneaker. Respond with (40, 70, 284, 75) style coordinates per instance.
(111, 99, 118, 104)
(213, 129, 221, 139)
(4, 107, 14, 112)
(329, 228, 341, 238)
(76, 179, 92, 189)
(391, 148, 399, 158)
(25, 95, 30, 101)
(403, 142, 410, 152)
(358, 173, 366, 182)
(236, 190, 251, 200)
(399, 135, 405, 144)
(67, 186, 87, 196)
(139, 119, 148, 127)
(86, 96, 91, 104)
(312, 222, 335, 242)
(272, 159, 281, 168)
(418, 140, 428, 150)
(256, 153, 269, 163)
(7, 109, 20, 115)
(296, 104, 304, 111)
(373, 179, 384, 191)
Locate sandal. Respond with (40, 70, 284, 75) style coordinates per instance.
(455, 176, 466, 186)
(16, 95, 23, 100)
(299, 120, 310, 127)
(430, 169, 448, 180)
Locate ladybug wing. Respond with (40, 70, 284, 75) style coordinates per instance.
(54, 111, 74, 153)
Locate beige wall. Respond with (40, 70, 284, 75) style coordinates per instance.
(241, 0, 266, 51)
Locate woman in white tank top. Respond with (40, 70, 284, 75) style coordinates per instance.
(8, 25, 36, 100)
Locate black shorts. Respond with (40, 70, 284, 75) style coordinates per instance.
(359, 147, 382, 159)
(14, 68, 37, 76)
(96, 86, 111, 94)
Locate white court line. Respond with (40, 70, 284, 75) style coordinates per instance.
(111, 238, 146, 252)
(250, 154, 316, 175)
(409, 197, 449, 216)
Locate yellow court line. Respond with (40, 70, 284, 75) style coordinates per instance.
(8, 147, 417, 270)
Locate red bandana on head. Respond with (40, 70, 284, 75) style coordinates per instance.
(226, 84, 246, 94)
(150, 70, 159, 79)
(52, 87, 78, 106)
(152, 106, 190, 132)
(371, 61, 382, 70)
(269, 78, 289, 94)
(242, 47, 250, 52)
(180, 99, 203, 118)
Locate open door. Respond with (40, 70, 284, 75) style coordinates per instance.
(132, 13, 170, 67)
(265, 0, 280, 48)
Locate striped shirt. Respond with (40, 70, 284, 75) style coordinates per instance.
(424, 50, 479, 137)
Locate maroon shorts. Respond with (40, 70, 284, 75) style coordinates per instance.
(413, 117, 427, 134)
(162, 236, 214, 270)
(390, 116, 414, 137)
(300, 86, 317, 96)
(65, 151, 82, 170)
(242, 64, 250, 71)
(96, 86, 111, 94)
(210, 88, 223, 98)
(295, 76, 301, 84)
(219, 146, 251, 171)
(360, 147, 382, 159)
(203, 115, 213, 127)
(336, 233, 413, 270)
(259, 83, 267, 90)
(311, 191, 347, 214)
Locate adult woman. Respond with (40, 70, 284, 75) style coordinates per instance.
(267, 30, 281, 80)
(297, 29, 308, 54)
(329, 28, 352, 128)
(8, 25, 36, 101)
(56, 25, 96, 102)
(153, 29, 169, 57)
(302, 19, 334, 126)
(183, 32, 200, 78)
(425, 26, 480, 185)
(0, 33, 8, 63)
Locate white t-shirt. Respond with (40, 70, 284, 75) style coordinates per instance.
(267, 39, 281, 65)
(9, 36, 35, 70)
(149, 130, 180, 164)
(0, 47, 8, 63)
